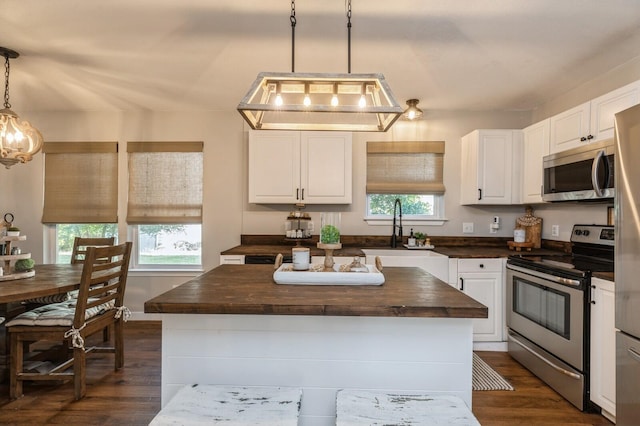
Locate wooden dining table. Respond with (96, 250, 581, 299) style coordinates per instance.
(0, 264, 84, 380)
(0, 264, 83, 304)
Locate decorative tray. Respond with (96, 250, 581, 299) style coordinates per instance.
(403, 244, 435, 250)
(273, 263, 385, 286)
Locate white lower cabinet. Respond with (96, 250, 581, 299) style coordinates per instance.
(450, 258, 504, 342)
(590, 277, 616, 422)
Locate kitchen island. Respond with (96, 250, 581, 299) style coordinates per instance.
(145, 264, 487, 426)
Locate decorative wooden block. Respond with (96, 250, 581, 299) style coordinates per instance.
(336, 390, 480, 425)
(149, 385, 301, 426)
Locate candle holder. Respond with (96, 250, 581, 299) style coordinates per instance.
(318, 213, 341, 271)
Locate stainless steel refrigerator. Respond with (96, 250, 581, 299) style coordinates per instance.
(614, 103, 640, 425)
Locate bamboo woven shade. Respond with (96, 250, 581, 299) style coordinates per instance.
(42, 142, 118, 224)
(126, 142, 203, 224)
(366, 141, 445, 194)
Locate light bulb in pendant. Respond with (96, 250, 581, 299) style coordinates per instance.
(274, 82, 283, 106)
(331, 94, 339, 107)
(358, 95, 366, 108)
(303, 94, 311, 107)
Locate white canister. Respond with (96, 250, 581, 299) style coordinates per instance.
(514, 229, 526, 243)
(292, 247, 310, 271)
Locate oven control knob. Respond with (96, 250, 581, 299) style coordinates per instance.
(574, 229, 583, 236)
(583, 230, 590, 236)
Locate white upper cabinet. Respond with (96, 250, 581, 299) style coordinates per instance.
(550, 81, 640, 153)
(461, 129, 522, 205)
(549, 101, 591, 153)
(590, 81, 640, 141)
(248, 131, 352, 204)
(521, 119, 550, 204)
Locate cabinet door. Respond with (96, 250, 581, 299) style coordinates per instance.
(248, 131, 301, 203)
(590, 278, 616, 421)
(300, 132, 352, 204)
(521, 119, 550, 204)
(590, 81, 640, 142)
(549, 102, 591, 153)
(458, 271, 502, 341)
(461, 130, 518, 205)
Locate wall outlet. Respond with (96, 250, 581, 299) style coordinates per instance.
(551, 225, 560, 237)
(463, 222, 474, 234)
(490, 224, 498, 233)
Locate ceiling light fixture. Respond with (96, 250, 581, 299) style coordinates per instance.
(0, 47, 43, 169)
(237, 0, 402, 132)
(403, 99, 423, 120)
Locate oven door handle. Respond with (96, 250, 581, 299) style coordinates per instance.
(508, 332, 581, 380)
(506, 264, 582, 287)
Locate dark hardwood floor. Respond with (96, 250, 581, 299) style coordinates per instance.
(0, 322, 613, 425)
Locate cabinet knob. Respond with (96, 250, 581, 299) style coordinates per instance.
(479, 264, 484, 269)
(478, 188, 482, 201)
(580, 136, 587, 142)
(587, 134, 594, 140)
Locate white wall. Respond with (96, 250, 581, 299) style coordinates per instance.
(241, 109, 609, 241)
(0, 110, 244, 318)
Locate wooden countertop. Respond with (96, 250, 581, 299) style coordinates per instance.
(144, 264, 488, 319)
(221, 244, 564, 259)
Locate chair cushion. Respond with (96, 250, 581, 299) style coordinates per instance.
(22, 292, 71, 305)
(6, 299, 116, 327)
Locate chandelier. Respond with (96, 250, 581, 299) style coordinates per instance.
(0, 47, 43, 169)
(237, 0, 402, 132)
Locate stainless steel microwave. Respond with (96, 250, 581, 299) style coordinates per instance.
(542, 139, 614, 202)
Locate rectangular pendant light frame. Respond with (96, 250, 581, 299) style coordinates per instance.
(238, 72, 403, 132)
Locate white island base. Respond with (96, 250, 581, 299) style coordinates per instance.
(160, 314, 474, 426)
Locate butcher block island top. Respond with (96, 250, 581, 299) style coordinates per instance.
(144, 264, 487, 318)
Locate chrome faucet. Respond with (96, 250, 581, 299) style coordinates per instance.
(391, 198, 403, 248)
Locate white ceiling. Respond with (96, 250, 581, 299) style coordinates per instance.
(2, 0, 640, 114)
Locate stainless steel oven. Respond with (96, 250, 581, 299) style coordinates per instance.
(506, 224, 614, 411)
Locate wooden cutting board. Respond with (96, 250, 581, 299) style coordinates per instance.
(516, 207, 542, 248)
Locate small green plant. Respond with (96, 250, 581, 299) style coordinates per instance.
(320, 224, 340, 244)
(414, 231, 426, 240)
(15, 258, 35, 272)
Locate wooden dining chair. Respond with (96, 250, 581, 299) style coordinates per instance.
(70, 237, 116, 264)
(7, 242, 132, 400)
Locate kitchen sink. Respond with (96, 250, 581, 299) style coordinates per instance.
(361, 249, 446, 258)
(361, 249, 449, 282)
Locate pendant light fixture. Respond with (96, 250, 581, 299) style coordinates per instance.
(237, 0, 402, 132)
(0, 47, 43, 169)
(403, 99, 423, 120)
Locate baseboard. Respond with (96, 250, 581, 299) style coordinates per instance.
(473, 341, 508, 351)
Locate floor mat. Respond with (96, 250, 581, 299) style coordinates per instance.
(473, 353, 514, 391)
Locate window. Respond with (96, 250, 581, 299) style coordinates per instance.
(127, 142, 203, 269)
(54, 224, 118, 264)
(366, 141, 445, 222)
(42, 142, 119, 263)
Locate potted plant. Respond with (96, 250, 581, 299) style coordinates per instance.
(413, 232, 427, 246)
(6, 227, 20, 237)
